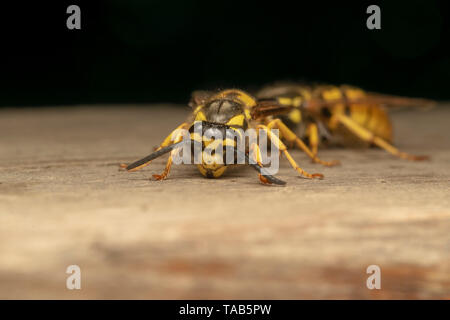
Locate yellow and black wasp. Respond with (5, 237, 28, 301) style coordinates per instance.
(120, 89, 335, 185)
(256, 83, 433, 162)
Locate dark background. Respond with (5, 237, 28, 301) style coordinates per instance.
(0, 0, 448, 107)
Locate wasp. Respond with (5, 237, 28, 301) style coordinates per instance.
(120, 89, 336, 185)
(256, 83, 433, 162)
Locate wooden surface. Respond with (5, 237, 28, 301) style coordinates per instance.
(0, 105, 449, 299)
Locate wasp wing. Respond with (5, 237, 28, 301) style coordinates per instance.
(305, 94, 436, 110)
(363, 92, 436, 110)
(251, 99, 295, 120)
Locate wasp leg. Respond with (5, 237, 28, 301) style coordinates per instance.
(151, 129, 186, 180)
(250, 142, 264, 166)
(307, 123, 319, 157)
(152, 149, 176, 181)
(120, 122, 190, 171)
(233, 147, 286, 185)
(266, 119, 340, 167)
(335, 114, 429, 161)
(250, 142, 271, 185)
(155, 123, 191, 151)
(257, 124, 324, 179)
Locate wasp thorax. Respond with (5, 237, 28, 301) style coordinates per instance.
(204, 99, 243, 123)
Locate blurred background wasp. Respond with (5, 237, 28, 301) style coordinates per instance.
(120, 89, 336, 185)
(256, 83, 434, 162)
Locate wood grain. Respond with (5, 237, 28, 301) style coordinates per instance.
(0, 105, 449, 299)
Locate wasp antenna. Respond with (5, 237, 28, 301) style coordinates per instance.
(126, 140, 188, 172)
(235, 149, 286, 185)
(251, 164, 287, 185)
